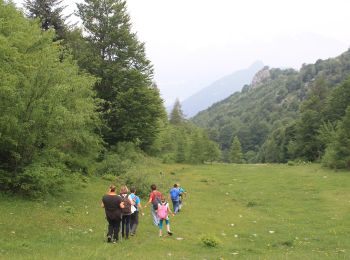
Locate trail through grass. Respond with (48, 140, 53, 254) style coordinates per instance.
(1, 163, 349, 259)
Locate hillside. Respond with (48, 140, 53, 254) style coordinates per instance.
(181, 61, 264, 118)
(192, 49, 350, 160)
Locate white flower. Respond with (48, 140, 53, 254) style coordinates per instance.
(269, 230, 275, 234)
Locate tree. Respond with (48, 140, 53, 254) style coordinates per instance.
(169, 98, 185, 125)
(0, 1, 102, 196)
(24, 0, 69, 40)
(76, 0, 165, 150)
(293, 78, 328, 161)
(205, 141, 221, 163)
(230, 136, 243, 163)
(323, 106, 350, 168)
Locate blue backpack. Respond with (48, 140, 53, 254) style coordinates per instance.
(170, 188, 179, 201)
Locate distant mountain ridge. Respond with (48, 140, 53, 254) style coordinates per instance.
(181, 61, 264, 118)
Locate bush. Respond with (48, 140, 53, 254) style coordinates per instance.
(0, 165, 65, 198)
(96, 142, 143, 176)
(287, 160, 296, 166)
(200, 235, 220, 248)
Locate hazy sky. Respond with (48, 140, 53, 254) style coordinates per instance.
(13, 0, 350, 106)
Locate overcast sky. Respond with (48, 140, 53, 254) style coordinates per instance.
(13, 0, 350, 106)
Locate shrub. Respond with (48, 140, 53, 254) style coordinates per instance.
(95, 142, 143, 176)
(201, 235, 220, 248)
(247, 201, 258, 207)
(3, 165, 65, 198)
(287, 160, 296, 166)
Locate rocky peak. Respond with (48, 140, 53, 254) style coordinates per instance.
(250, 66, 270, 90)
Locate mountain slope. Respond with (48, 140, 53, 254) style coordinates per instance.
(181, 61, 264, 117)
(192, 49, 350, 160)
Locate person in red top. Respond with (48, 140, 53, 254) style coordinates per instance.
(144, 184, 162, 226)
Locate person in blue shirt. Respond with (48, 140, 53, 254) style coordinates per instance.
(169, 184, 181, 214)
(129, 187, 144, 236)
(178, 184, 187, 211)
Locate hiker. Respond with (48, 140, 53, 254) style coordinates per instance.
(178, 183, 187, 211)
(120, 185, 134, 240)
(157, 195, 174, 237)
(129, 187, 144, 236)
(169, 183, 181, 214)
(144, 184, 162, 226)
(101, 185, 124, 243)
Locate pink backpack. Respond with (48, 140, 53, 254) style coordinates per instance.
(157, 203, 168, 219)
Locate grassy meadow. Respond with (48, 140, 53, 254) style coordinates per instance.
(0, 163, 349, 259)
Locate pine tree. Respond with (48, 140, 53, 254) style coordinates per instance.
(230, 136, 243, 163)
(76, 0, 165, 150)
(293, 78, 328, 161)
(24, 0, 69, 40)
(169, 98, 185, 125)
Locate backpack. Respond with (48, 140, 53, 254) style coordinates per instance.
(170, 188, 179, 201)
(157, 203, 168, 219)
(151, 191, 162, 210)
(120, 195, 131, 215)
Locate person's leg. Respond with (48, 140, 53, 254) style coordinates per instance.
(130, 212, 135, 233)
(121, 215, 125, 238)
(165, 218, 172, 235)
(158, 219, 163, 236)
(173, 200, 180, 214)
(112, 217, 120, 242)
(130, 211, 139, 234)
(151, 207, 159, 226)
(106, 217, 113, 242)
(125, 215, 131, 239)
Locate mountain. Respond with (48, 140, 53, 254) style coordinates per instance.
(191, 49, 350, 162)
(181, 61, 264, 118)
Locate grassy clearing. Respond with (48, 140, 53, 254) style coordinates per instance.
(0, 163, 349, 259)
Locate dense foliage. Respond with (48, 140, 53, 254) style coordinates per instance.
(153, 101, 221, 164)
(75, 0, 166, 151)
(0, 1, 102, 196)
(193, 50, 350, 167)
(0, 1, 220, 197)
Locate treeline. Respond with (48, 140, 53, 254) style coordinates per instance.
(193, 50, 350, 168)
(0, 0, 217, 197)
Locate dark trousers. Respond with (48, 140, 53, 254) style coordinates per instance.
(172, 200, 180, 214)
(130, 211, 139, 234)
(107, 216, 121, 240)
(121, 214, 131, 238)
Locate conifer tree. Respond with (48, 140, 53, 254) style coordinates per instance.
(230, 136, 243, 163)
(169, 98, 185, 125)
(293, 78, 328, 161)
(24, 0, 69, 40)
(76, 0, 165, 150)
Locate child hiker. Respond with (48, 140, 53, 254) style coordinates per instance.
(157, 195, 174, 237)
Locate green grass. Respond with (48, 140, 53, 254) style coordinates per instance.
(1, 163, 350, 259)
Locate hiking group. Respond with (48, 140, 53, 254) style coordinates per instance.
(101, 183, 186, 242)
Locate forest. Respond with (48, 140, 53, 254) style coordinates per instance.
(1, 0, 350, 198)
(0, 0, 219, 197)
(193, 51, 350, 167)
